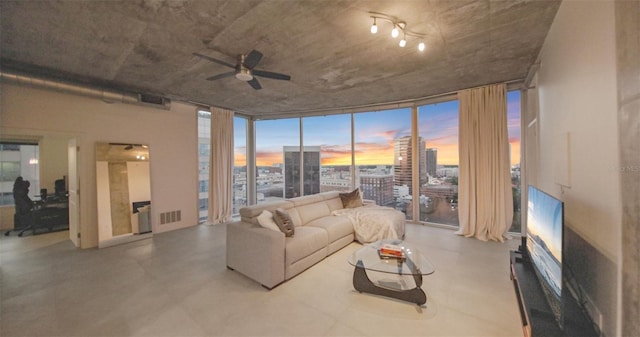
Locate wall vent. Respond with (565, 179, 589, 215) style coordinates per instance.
(160, 210, 181, 224)
(138, 93, 171, 109)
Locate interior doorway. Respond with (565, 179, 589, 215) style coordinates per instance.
(0, 137, 79, 246)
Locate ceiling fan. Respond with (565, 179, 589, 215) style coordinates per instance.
(193, 50, 291, 90)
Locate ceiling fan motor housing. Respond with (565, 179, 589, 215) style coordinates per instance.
(235, 67, 253, 81)
(234, 54, 253, 81)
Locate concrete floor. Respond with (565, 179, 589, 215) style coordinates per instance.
(1, 223, 523, 336)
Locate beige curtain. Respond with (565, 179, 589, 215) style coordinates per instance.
(456, 84, 513, 242)
(208, 107, 234, 224)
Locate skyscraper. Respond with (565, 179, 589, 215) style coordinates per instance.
(426, 148, 437, 178)
(393, 136, 426, 195)
(360, 174, 394, 207)
(283, 146, 321, 198)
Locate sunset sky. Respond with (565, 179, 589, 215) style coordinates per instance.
(237, 91, 521, 167)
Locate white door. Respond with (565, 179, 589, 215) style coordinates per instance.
(68, 138, 80, 247)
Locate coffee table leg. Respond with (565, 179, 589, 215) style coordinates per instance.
(353, 260, 427, 305)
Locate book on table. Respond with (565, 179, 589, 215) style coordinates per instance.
(379, 243, 405, 259)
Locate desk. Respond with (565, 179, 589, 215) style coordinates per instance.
(5, 198, 70, 236)
(31, 198, 69, 235)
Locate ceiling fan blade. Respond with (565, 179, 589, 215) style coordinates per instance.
(247, 78, 262, 90)
(193, 52, 235, 69)
(253, 69, 291, 81)
(206, 71, 236, 81)
(243, 50, 263, 69)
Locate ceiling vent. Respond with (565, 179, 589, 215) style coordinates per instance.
(138, 93, 171, 109)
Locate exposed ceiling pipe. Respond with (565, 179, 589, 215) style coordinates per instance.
(0, 70, 167, 108)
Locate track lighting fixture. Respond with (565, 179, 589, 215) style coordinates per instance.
(369, 12, 426, 53)
(391, 26, 399, 38)
(370, 17, 378, 34)
(399, 33, 407, 47)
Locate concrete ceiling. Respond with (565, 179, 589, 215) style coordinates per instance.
(0, 0, 560, 118)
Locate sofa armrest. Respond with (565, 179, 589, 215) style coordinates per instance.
(226, 221, 286, 289)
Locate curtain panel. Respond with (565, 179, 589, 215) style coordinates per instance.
(208, 107, 234, 224)
(457, 83, 513, 242)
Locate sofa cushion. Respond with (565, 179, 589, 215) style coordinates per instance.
(319, 191, 341, 200)
(296, 201, 331, 225)
(285, 226, 328, 266)
(324, 196, 344, 212)
(273, 208, 295, 237)
(288, 193, 325, 207)
(257, 210, 280, 232)
(240, 200, 294, 225)
(339, 188, 363, 208)
(306, 215, 354, 244)
(287, 208, 303, 227)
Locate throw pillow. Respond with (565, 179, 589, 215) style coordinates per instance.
(273, 208, 295, 237)
(339, 188, 364, 208)
(257, 210, 280, 232)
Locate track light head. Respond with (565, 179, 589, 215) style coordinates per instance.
(370, 18, 378, 34)
(391, 26, 399, 38)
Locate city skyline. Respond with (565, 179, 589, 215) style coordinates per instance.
(236, 91, 521, 167)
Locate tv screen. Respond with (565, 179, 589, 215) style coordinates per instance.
(526, 185, 563, 325)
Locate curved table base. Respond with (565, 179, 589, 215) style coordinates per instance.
(353, 260, 427, 305)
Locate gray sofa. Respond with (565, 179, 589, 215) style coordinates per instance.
(226, 191, 404, 289)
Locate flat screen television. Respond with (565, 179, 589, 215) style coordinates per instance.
(526, 185, 564, 327)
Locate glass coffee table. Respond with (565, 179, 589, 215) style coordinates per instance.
(348, 239, 435, 305)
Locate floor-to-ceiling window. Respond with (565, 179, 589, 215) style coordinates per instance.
(507, 90, 522, 233)
(354, 108, 412, 220)
(255, 118, 299, 203)
(204, 84, 522, 228)
(418, 100, 460, 226)
(302, 114, 353, 196)
(233, 117, 247, 214)
(197, 110, 211, 222)
(199, 112, 249, 218)
(416, 92, 521, 230)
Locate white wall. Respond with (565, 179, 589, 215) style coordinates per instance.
(536, 1, 620, 336)
(39, 137, 69, 194)
(1, 83, 199, 248)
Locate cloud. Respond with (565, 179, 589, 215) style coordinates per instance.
(234, 153, 246, 167)
(255, 151, 283, 166)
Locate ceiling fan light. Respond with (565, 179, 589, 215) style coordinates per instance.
(370, 18, 378, 34)
(399, 38, 406, 47)
(418, 42, 425, 51)
(391, 26, 399, 38)
(235, 68, 253, 81)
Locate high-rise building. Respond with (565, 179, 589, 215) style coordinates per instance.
(426, 148, 437, 178)
(283, 146, 321, 198)
(393, 136, 426, 195)
(359, 174, 394, 207)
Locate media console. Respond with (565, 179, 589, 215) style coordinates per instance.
(510, 250, 563, 337)
(510, 250, 598, 337)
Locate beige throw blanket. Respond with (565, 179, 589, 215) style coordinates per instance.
(332, 205, 405, 243)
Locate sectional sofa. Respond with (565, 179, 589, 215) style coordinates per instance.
(226, 191, 405, 289)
